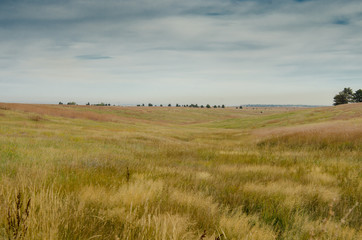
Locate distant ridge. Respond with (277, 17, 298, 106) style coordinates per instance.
(241, 104, 327, 108)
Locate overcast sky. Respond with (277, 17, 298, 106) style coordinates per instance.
(1, 0, 361, 105)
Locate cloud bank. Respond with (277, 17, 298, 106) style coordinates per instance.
(1, 0, 361, 105)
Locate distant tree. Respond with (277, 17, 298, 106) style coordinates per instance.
(168, 104, 171, 107)
(201, 105, 204, 108)
(148, 103, 153, 107)
(94, 102, 105, 106)
(343, 87, 354, 102)
(213, 105, 217, 108)
(334, 87, 354, 105)
(206, 104, 211, 108)
(160, 104, 163, 107)
(189, 104, 199, 108)
(59, 102, 63, 105)
(86, 102, 90, 105)
(137, 104, 140, 107)
(217, 105, 221, 108)
(67, 102, 76, 105)
(334, 94, 348, 105)
(222, 104, 225, 108)
(353, 89, 362, 102)
(240, 106, 243, 109)
(176, 104, 180, 107)
(142, 104, 145, 106)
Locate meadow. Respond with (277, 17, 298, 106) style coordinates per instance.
(0, 103, 361, 240)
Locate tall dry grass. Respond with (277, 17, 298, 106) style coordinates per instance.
(0, 103, 361, 239)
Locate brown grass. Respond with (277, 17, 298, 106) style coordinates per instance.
(0, 103, 120, 122)
(255, 121, 362, 150)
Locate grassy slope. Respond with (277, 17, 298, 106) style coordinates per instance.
(0, 103, 361, 240)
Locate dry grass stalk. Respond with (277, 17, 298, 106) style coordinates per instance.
(341, 202, 359, 225)
(126, 167, 131, 183)
(214, 233, 225, 240)
(5, 191, 31, 240)
(199, 230, 206, 240)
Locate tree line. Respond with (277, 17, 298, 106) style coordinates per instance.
(58, 102, 112, 106)
(58, 102, 229, 108)
(333, 87, 362, 105)
(136, 103, 226, 108)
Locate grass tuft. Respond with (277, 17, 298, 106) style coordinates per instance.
(5, 190, 31, 240)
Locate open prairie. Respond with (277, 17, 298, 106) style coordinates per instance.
(0, 103, 361, 240)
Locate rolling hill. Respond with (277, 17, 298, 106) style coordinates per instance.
(0, 102, 361, 239)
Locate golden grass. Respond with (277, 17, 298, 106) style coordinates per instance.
(219, 210, 276, 240)
(0, 102, 361, 239)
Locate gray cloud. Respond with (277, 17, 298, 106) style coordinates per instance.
(76, 55, 112, 60)
(332, 17, 350, 25)
(1, 0, 362, 105)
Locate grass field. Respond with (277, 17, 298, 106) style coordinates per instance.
(0, 103, 361, 240)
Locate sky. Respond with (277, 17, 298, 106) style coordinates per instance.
(0, 0, 361, 106)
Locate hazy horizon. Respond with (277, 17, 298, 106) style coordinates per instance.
(1, 0, 361, 106)
(0, 100, 329, 107)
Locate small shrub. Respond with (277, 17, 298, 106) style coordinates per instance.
(0, 105, 10, 110)
(28, 115, 42, 121)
